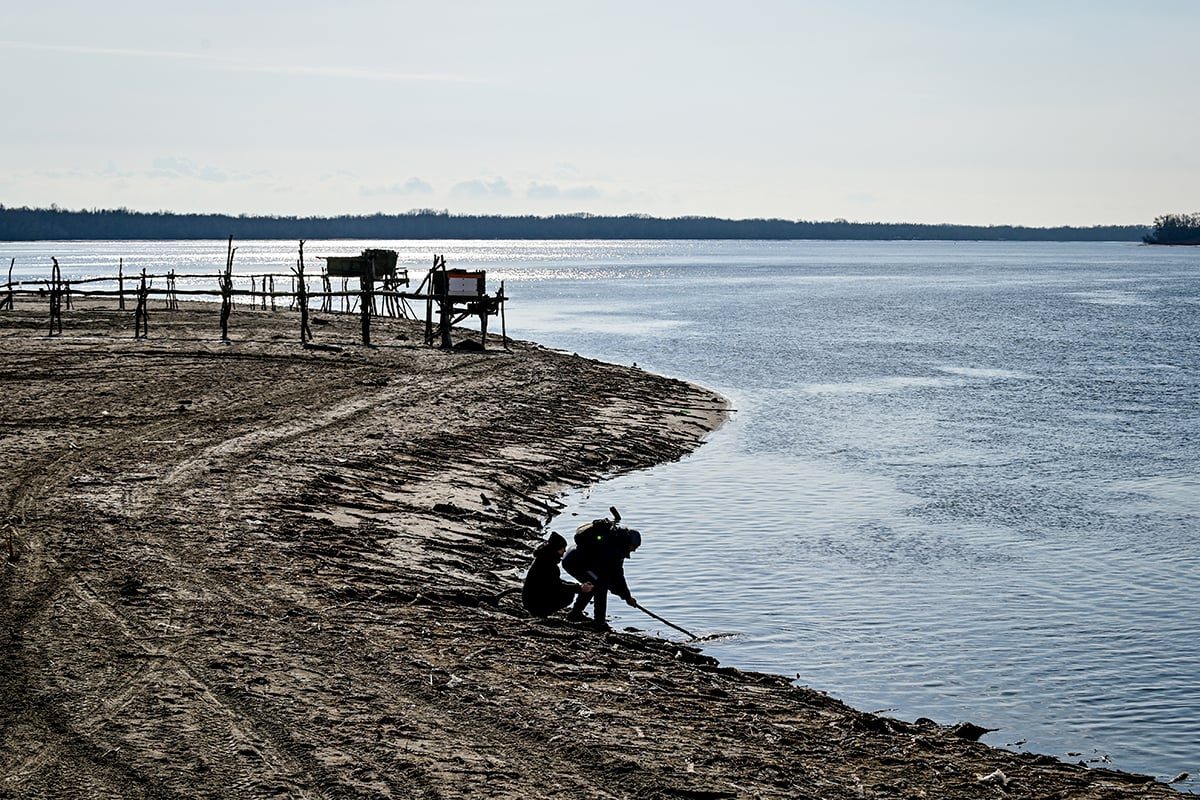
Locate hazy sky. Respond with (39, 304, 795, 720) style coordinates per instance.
(2, 1, 1196, 225)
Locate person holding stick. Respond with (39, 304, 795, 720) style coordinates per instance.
(562, 520, 640, 632)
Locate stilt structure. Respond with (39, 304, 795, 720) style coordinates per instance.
(421, 255, 506, 350)
(3, 242, 505, 350)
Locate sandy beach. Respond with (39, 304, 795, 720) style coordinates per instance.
(0, 300, 1178, 799)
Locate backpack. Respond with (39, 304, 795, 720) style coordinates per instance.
(574, 517, 614, 550)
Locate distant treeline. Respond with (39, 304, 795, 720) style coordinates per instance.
(1143, 213, 1200, 246)
(0, 205, 1150, 242)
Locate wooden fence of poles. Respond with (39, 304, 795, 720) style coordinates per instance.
(1, 240, 509, 349)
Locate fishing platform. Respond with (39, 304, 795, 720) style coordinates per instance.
(0, 239, 509, 350)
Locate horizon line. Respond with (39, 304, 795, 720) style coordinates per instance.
(0, 204, 1152, 231)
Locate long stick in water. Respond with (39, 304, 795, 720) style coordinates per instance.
(634, 602, 698, 640)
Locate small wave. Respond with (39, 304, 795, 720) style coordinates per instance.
(1069, 290, 1154, 307)
(937, 366, 1031, 380)
(800, 376, 951, 395)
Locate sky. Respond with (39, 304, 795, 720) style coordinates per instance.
(1, 1, 1197, 226)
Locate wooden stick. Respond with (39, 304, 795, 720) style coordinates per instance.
(296, 241, 312, 343)
(360, 255, 374, 346)
(2, 258, 13, 311)
(500, 281, 509, 350)
(48, 258, 63, 336)
(220, 235, 235, 342)
(634, 602, 699, 640)
(134, 269, 151, 339)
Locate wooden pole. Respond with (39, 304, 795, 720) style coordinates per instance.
(297, 240, 312, 343)
(424, 255, 438, 345)
(118, 259, 125, 311)
(479, 306, 488, 349)
(48, 258, 63, 336)
(134, 269, 150, 339)
(360, 255, 374, 346)
(2, 258, 14, 311)
(438, 257, 451, 349)
(499, 280, 509, 350)
(269, 276, 276, 312)
(220, 235, 235, 342)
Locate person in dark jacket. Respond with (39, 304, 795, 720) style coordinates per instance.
(562, 526, 641, 631)
(522, 532, 593, 617)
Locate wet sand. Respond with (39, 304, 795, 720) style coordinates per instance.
(0, 301, 1177, 798)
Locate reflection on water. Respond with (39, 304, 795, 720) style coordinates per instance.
(4, 239, 1198, 785)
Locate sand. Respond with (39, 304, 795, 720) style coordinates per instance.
(0, 300, 1177, 799)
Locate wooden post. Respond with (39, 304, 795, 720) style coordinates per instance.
(295, 241, 312, 344)
(321, 271, 332, 313)
(425, 275, 433, 345)
(48, 258, 63, 336)
(359, 254, 374, 346)
(2, 257, 14, 311)
(479, 301, 488, 350)
(134, 269, 150, 339)
(269, 276, 276, 312)
(438, 257, 451, 349)
(118, 258, 126, 311)
(220, 235, 235, 342)
(499, 280, 509, 350)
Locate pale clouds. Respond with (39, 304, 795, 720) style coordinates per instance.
(449, 178, 512, 199)
(0, 40, 485, 84)
(147, 157, 228, 182)
(527, 183, 602, 202)
(360, 178, 434, 197)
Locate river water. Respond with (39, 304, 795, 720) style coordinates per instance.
(4, 239, 1198, 786)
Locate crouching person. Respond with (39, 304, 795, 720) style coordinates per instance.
(562, 525, 641, 632)
(522, 532, 593, 617)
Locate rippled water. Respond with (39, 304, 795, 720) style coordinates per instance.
(4, 239, 1198, 785)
